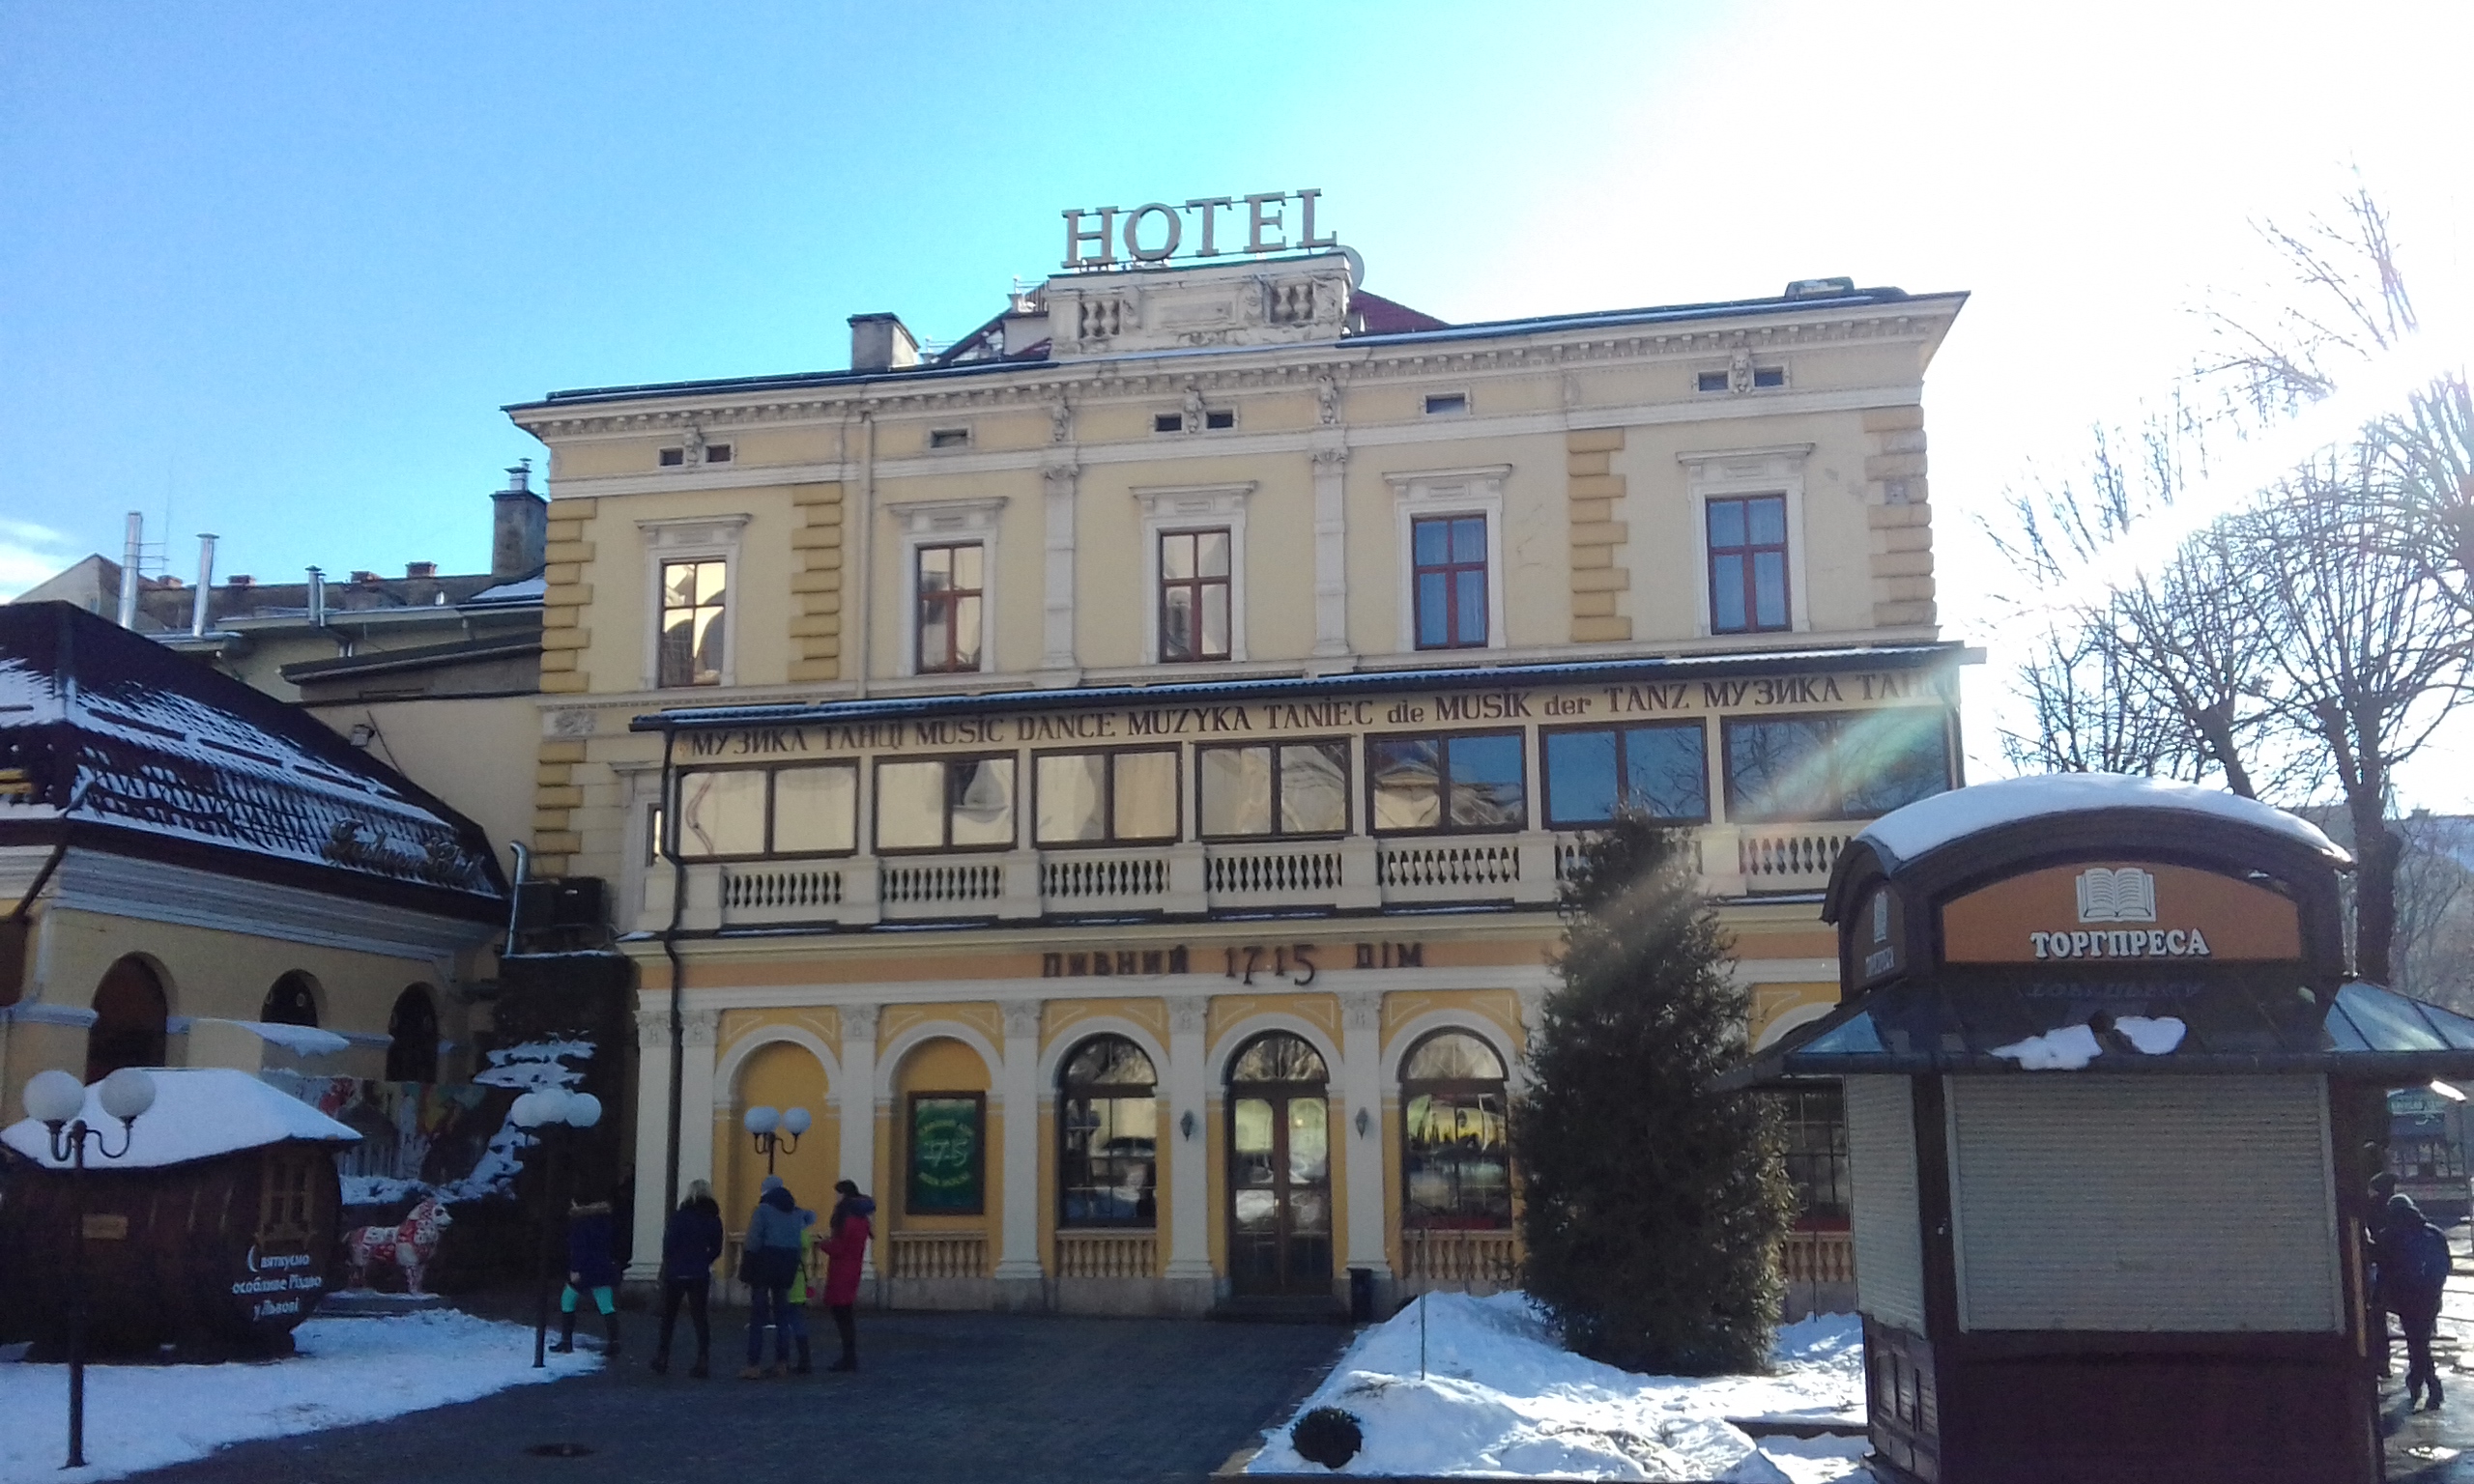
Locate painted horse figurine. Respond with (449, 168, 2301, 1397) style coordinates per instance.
(343, 1195, 453, 1294)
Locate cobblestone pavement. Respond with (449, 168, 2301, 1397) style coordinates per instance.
(126, 1308, 1347, 1484)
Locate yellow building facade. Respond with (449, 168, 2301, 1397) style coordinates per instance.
(507, 225, 1967, 1313)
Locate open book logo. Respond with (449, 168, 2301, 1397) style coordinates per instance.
(2076, 867, 2157, 924)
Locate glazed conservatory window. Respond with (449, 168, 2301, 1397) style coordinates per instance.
(1540, 722, 1711, 827)
(1368, 732, 1525, 833)
(1400, 1031, 1511, 1230)
(875, 756, 1017, 851)
(1197, 741, 1349, 838)
(1058, 1036, 1159, 1228)
(1035, 749, 1180, 846)
(1722, 709, 1951, 822)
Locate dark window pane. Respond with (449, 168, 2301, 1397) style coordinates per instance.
(1624, 724, 1710, 821)
(1712, 557, 1747, 633)
(1753, 552, 1788, 628)
(1708, 499, 1746, 549)
(1838, 709, 1952, 817)
(1726, 718, 1835, 822)
(1452, 516, 1485, 564)
(1416, 573, 1450, 647)
(1446, 733, 1525, 829)
(1231, 1032, 1327, 1084)
(1454, 570, 1486, 645)
(1747, 495, 1788, 545)
(1413, 519, 1450, 565)
(1544, 730, 1621, 825)
(1402, 1088, 1510, 1229)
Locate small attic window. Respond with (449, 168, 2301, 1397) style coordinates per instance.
(1695, 372, 1729, 393)
(1204, 409, 1235, 430)
(705, 442, 734, 463)
(659, 447, 686, 467)
(1154, 413, 1184, 434)
(1752, 367, 1786, 389)
(929, 427, 971, 450)
(1424, 392, 1470, 416)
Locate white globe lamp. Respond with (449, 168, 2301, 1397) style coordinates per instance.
(23, 1070, 83, 1127)
(98, 1068, 156, 1124)
(564, 1093, 603, 1128)
(743, 1104, 780, 1136)
(781, 1105, 812, 1136)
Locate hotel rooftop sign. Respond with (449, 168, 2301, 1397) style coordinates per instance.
(1061, 190, 1337, 271)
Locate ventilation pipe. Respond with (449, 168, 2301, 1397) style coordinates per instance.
(116, 513, 142, 628)
(306, 566, 327, 626)
(189, 534, 217, 637)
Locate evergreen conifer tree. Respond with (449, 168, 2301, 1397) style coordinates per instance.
(1512, 813, 1795, 1374)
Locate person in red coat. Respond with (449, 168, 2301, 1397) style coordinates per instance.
(821, 1179, 875, 1372)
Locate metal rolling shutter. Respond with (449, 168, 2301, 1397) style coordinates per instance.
(1947, 1074, 2340, 1332)
(1847, 1076, 1926, 1328)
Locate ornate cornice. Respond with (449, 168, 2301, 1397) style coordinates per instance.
(508, 303, 1958, 442)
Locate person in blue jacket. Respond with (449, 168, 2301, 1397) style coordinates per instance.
(650, 1180, 725, 1378)
(738, 1177, 807, 1379)
(551, 1198, 622, 1356)
(2381, 1192, 2455, 1412)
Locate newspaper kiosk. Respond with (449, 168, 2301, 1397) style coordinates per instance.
(1729, 775, 2474, 1484)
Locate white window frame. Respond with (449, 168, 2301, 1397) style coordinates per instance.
(892, 497, 1007, 678)
(1678, 443, 1813, 637)
(1135, 482, 1254, 665)
(1386, 465, 1510, 654)
(639, 514, 751, 690)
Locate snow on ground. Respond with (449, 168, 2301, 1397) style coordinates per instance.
(1247, 1292, 1866, 1480)
(0, 1310, 595, 1484)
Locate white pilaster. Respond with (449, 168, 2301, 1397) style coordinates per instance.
(1164, 995, 1213, 1286)
(995, 1000, 1046, 1297)
(1338, 989, 1393, 1288)
(1310, 443, 1350, 657)
(838, 1003, 880, 1278)
(626, 1008, 674, 1283)
(677, 1007, 721, 1219)
(1041, 461, 1079, 671)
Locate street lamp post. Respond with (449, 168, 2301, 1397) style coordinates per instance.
(510, 1087, 603, 1370)
(23, 1067, 157, 1470)
(743, 1104, 810, 1174)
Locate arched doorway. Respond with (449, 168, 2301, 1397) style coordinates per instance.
(86, 956, 168, 1082)
(1058, 1036, 1157, 1229)
(261, 972, 320, 1027)
(387, 985, 440, 1082)
(1225, 1031, 1331, 1297)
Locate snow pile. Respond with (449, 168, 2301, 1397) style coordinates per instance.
(1246, 1293, 1866, 1480)
(1860, 773, 2341, 865)
(197, 1018, 354, 1058)
(0, 1309, 593, 1482)
(1991, 1015, 2188, 1070)
(1989, 1025, 2100, 1070)
(0, 1069, 357, 1170)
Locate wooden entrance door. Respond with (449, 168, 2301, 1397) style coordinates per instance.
(1226, 1033, 1333, 1297)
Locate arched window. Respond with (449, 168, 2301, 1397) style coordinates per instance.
(261, 972, 320, 1028)
(1058, 1036, 1158, 1228)
(1400, 1030, 1511, 1230)
(387, 985, 441, 1082)
(1228, 1032, 1328, 1085)
(86, 956, 168, 1082)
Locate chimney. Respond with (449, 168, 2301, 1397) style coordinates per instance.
(849, 313, 920, 374)
(190, 533, 217, 638)
(307, 566, 327, 626)
(491, 460, 548, 579)
(228, 575, 253, 588)
(348, 570, 380, 585)
(116, 513, 142, 628)
(406, 560, 438, 579)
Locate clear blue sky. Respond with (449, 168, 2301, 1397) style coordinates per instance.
(6, 3, 2471, 795)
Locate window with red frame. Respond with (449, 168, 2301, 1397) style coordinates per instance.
(1159, 528, 1231, 662)
(1708, 495, 1791, 633)
(1412, 514, 1488, 649)
(915, 542, 984, 673)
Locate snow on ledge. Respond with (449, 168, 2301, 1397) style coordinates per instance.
(1, 1069, 357, 1170)
(1991, 1016, 2187, 1070)
(193, 1019, 354, 1058)
(1859, 774, 2343, 866)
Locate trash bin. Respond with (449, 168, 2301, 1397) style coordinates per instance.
(1347, 1266, 1374, 1323)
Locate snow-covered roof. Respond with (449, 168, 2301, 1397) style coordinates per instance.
(1858, 773, 2345, 867)
(0, 603, 505, 914)
(1, 1068, 359, 1170)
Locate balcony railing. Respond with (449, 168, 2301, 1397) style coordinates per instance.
(639, 824, 1859, 931)
(1398, 1229, 1519, 1292)
(887, 1230, 988, 1281)
(1053, 1230, 1157, 1280)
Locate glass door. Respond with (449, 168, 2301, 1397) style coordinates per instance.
(1226, 1033, 1334, 1297)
